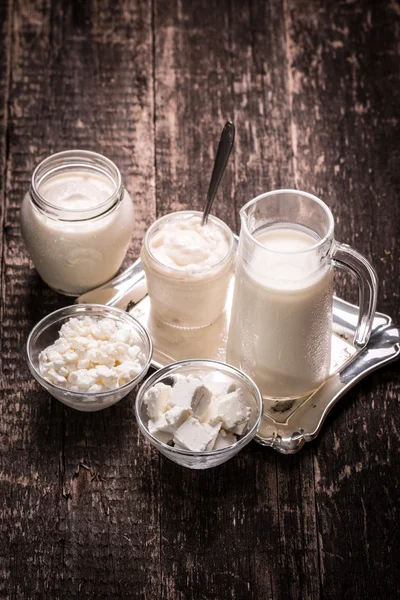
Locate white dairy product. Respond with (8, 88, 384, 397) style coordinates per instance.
(39, 171, 115, 209)
(39, 316, 145, 392)
(148, 406, 188, 436)
(141, 211, 235, 329)
(203, 422, 222, 450)
(227, 225, 333, 399)
(203, 380, 237, 397)
(231, 421, 248, 436)
(214, 430, 237, 449)
(21, 156, 135, 296)
(148, 414, 170, 435)
(168, 375, 212, 414)
(149, 215, 230, 270)
(173, 417, 214, 452)
(145, 382, 172, 418)
(207, 389, 251, 431)
(143, 373, 251, 451)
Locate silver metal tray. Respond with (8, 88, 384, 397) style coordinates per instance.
(78, 258, 400, 454)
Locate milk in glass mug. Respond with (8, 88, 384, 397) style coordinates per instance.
(226, 190, 378, 401)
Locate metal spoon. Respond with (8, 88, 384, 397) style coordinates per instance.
(202, 121, 235, 226)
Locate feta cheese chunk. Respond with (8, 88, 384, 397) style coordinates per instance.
(204, 422, 222, 450)
(168, 376, 212, 414)
(148, 414, 171, 435)
(151, 430, 172, 444)
(192, 386, 213, 420)
(214, 430, 237, 449)
(208, 388, 251, 431)
(148, 406, 188, 437)
(165, 406, 188, 430)
(203, 378, 237, 397)
(173, 416, 214, 452)
(231, 421, 248, 436)
(144, 382, 172, 418)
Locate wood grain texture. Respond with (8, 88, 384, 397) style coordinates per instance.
(0, 0, 399, 598)
(0, 1, 159, 598)
(283, 0, 400, 598)
(229, 2, 321, 599)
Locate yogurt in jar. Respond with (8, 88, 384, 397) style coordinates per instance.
(20, 151, 135, 296)
(141, 211, 235, 329)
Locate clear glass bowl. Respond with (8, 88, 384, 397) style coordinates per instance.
(135, 359, 263, 469)
(27, 304, 153, 411)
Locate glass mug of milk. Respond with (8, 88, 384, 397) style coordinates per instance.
(226, 189, 378, 401)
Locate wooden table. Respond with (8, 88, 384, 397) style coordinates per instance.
(1, 1, 399, 598)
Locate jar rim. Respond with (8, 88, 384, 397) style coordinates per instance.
(29, 150, 124, 222)
(240, 189, 335, 256)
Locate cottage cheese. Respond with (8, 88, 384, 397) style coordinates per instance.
(39, 315, 146, 392)
(144, 373, 251, 451)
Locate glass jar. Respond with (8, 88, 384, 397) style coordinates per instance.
(20, 150, 135, 296)
(140, 211, 236, 329)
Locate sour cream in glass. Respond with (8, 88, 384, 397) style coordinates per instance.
(141, 211, 235, 329)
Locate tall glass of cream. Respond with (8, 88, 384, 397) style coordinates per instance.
(20, 150, 134, 296)
(141, 211, 235, 329)
(227, 189, 378, 401)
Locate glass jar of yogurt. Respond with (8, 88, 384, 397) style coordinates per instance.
(20, 150, 135, 296)
(140, 211, 235, 329)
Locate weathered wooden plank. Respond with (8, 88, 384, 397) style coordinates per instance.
(0, 0, 158, 598)
(230, 1, 322, 598)
(0, 0, 12, 398)
(153, 2, 261, 598)
(0, 1, 20, 597)
(284, 0, 400, 597)
(0, 0, 398, 598)
(0, 0, 11, 270)
(154, 0, 235, 226)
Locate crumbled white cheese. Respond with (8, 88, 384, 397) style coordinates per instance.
(144, 373, 251, 451)
(39, 315, 145, 392)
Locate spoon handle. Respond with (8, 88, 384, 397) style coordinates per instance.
(202, 121, 235, 226)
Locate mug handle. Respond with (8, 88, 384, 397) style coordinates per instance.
(332, 242, 378, 348)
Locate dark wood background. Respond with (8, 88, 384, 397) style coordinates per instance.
(0, 0, 399, 598)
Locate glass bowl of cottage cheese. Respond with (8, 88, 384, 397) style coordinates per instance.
(135, 359, 263, 469)
(27, 304, 153, 411)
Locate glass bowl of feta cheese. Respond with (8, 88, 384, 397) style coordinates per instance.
(135, 359, 263, 469)
(27, 304, 153, 411)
